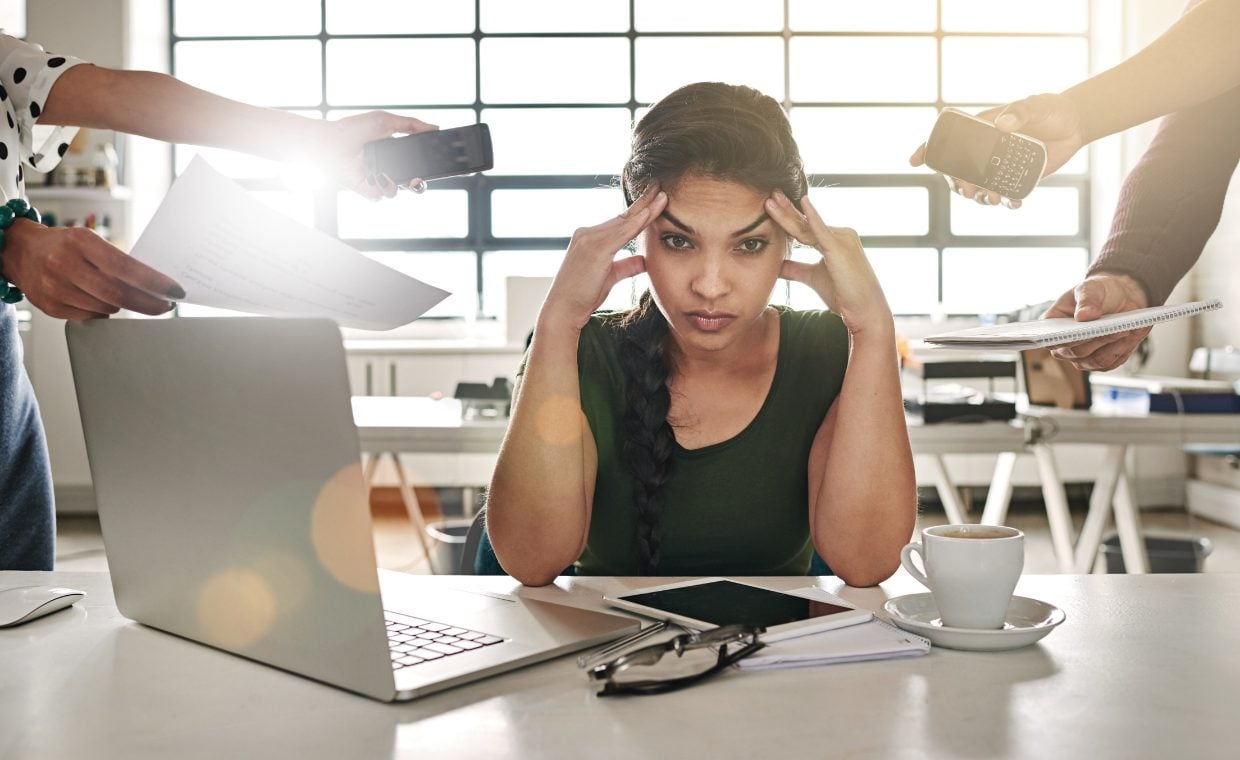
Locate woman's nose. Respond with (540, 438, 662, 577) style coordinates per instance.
(690, 256, 731, 299)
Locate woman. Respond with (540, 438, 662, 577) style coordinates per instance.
(487, 83, 916, 586)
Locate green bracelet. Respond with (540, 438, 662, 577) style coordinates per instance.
(0, 197, 42, 305)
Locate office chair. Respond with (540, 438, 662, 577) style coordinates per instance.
(460, 505, 833, 576)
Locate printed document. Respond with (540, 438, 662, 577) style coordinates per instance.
(129, 157, 449, 330)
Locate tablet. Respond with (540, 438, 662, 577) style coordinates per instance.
(603, 578, 873, 643)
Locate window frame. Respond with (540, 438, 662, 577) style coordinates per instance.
(168, 0, 1094, 321)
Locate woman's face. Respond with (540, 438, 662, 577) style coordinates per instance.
(641, 173, 788, 354)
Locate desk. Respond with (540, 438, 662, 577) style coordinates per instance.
(3, 570, 1237, 758)
(351, 396, 1029, 529)
(1021, 407, 1240, 574)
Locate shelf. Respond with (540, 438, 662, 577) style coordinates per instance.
(26, 185, 132, 202)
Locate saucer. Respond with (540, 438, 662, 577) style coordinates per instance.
(883, 593, 1065, 652)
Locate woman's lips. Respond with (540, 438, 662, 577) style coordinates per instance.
(685, 311, 736, 332)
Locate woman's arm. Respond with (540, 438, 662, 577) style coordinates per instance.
(1062, 0, 1240, 144)
(766, 191, 917, 586)
(38, 64, 436, 198)
(487, 188, 667, 585)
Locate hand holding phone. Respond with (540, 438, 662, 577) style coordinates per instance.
(362, 123, 494, 187)
(922, 108, 1048, 201)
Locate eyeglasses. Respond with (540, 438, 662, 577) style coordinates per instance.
(585, 624, 765, 697)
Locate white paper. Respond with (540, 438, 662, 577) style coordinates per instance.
(738, 618, 930, 671)
(129, 157, 449, 330)
(924, 299, 1222, 351)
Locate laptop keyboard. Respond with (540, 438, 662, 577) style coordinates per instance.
(385, 611, 505, 670)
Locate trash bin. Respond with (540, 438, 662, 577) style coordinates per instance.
(1101, 534, 1213, 573)
(425, 518, 472, 574)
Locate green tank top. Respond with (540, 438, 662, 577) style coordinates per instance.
(570, 307, 849, 575)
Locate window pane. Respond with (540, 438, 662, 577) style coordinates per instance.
(808, 187, 928, 236)
(338, 189, 468, 239)
(784, 247, 938, 313)
(327, 107, 477, 129)
(481, 108, 632, 175)
(942, 0, 1088, 33)
(482, 0, 628, 32)
(951, 187, 1080, 236)
(942, 247, 1087, 313)
(942, 38, 1088, 103)
(603, 272, 650, 312)
(790, 0, 935, 32)
(0, 0, 24, 37)
(482, 38, 630, 104)
(635, 37, 784, 104)
(492, 188, 622, 238)
(792, 107, 937, 174)
(326, 0, 474, 34)
(635, 0, 783, 32)
(363, 252, 476, 318)
(327, 39, 475, 106)
(790, 37, 937, 102)
(175, 0, 320, 36)
(175, 41, 322, 107)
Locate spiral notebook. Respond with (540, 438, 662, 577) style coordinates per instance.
(925, 299, 1222, 351)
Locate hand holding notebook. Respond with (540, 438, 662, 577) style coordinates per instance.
(925, 299, 1222, 351)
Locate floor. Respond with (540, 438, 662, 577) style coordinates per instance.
(53, 494, 1240, 576)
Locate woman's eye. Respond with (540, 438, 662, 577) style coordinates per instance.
(661, 234, 692, 250)
(738, 238, 768, 253)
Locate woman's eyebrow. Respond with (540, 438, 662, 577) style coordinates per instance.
(658, 211, 770, 237)
(659, 209, 695, 234)
(731, 213, 769, 237)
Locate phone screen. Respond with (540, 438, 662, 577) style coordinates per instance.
(618, 580, 854, 628)
(929, 114, 1002, 181)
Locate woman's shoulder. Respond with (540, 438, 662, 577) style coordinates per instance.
(775, 306, 847, 346)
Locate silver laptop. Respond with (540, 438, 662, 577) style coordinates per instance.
(65, 317, 637, 702)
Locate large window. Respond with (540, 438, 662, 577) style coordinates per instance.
(170, 0, 1094, 324)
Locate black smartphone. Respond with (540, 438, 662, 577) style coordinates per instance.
(362, 123, 493, 185)
(923, 108, 1047, 200)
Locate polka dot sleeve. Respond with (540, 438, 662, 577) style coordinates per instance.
(0, 35, 86, 180)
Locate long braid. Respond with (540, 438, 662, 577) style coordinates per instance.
(616, 292, 674, 574)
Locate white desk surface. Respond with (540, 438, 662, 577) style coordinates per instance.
(351, 395, 1029, 456)
(3, 571, 1237, 759)
(1022, 405, 1240, 447)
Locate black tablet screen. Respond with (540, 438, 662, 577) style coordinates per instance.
(618, 581, 853, 628)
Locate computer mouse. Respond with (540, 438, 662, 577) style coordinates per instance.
(0, 585, 85, 628)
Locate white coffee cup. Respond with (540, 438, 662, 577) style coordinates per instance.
(900, 524, 1024, 630)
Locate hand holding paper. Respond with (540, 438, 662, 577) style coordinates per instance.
(129, 157, 448, 330)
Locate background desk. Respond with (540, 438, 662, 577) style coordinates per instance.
(351, 395, 1029, 528)
(1022, 407, 1240, 573)
(2, 571, 1237, 759)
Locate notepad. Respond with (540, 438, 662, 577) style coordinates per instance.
(737, 618, 930, 671)
(925, 299, 1222, 351)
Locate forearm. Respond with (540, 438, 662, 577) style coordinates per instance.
(1063, 0, 1240, 143)
(1088, 83, 1240, 306)
(813, 328, 917, 586)
(486, 319, 593, 585)
(40, 65, 322, 162)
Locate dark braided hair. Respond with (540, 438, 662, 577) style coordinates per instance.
(615, 82, 808, 574)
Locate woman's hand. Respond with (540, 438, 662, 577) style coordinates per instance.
(2, 220, 184, 319)
(539, 185, 668, 331)
(765, 191, 892, 335)
(314, 111, 440, 200)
